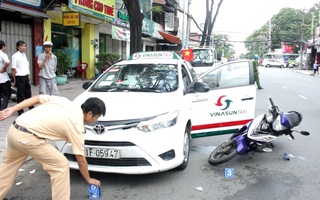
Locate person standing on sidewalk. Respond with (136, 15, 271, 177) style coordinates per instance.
(313, 62, 319, 76)
(0, 95, 106, 200)
(11, 40, 34, 115)
(0, 40, 11, 111)
(253, 55, 263, 90)
(37, 41, 59, 96)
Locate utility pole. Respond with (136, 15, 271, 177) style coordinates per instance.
(185, 0, 192, 48)
(181, 0, 186, 48)
(311, 13, 315, 70)
(299, 10, 306, 70)
(268, 20, 272, 53)
(312, 13, 315, 44)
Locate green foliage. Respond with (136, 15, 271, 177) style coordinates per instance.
(213, 34, 236, 58)
(245, 6, 320, 56)
(95, 52, 121, 72)
(54, 50, 72, 75)
(149, 5, 164, 14)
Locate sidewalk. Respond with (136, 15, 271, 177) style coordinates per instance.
(292, 68, 315, 76)
(0, 77, 90, 163)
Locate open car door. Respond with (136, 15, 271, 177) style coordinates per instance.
(190, 60, 256, 138)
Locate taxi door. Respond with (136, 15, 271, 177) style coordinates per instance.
(189, 60, 256, 138)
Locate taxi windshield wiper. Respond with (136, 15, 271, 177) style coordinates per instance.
(108, 86, 162, 93)
(91, 85, 162, 93)
(90, 87, 110, 92)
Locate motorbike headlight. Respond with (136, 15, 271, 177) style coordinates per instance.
(137, 110, 179, 132)
(272, 115, 286, 131)
(265, 114, 273, 123)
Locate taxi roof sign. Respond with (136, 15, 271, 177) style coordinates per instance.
(129, 51, 181, 60)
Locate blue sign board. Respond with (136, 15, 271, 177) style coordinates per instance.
(225, 168, 234, 178)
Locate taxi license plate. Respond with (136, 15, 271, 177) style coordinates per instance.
(84, 147, 120, 159)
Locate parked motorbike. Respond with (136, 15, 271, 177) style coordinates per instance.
(9, 73, 17, 102)
(0, 73, 17, 102)
(208, 96, 310, 165)
(10, 86, 17, 102)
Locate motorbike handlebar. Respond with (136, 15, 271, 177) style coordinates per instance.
(288, 132, 295, 140)
(269, 96, 275, 107)
(268, 96, 280, 120)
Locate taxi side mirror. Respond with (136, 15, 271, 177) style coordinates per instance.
(186, 82, 209, 93)
(82, 82, 93, 90)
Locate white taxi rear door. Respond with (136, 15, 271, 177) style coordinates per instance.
(189, 60, 256, 138)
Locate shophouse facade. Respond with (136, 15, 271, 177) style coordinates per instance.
(0, 0, 52, 85)
(0, 0, 181, 84)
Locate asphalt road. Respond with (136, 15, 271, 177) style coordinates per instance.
(2, 68, 319, 200)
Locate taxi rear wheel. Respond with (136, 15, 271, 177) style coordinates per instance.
(177, 126, 191, 170)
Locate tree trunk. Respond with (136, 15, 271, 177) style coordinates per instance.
(200, 0, 210, 46)
(201, 0, 224, 47)
(206, 0, 223, 46)
(123, 0, 144, 55)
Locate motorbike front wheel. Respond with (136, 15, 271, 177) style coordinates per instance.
(10, 89, 17, 102)
(208, 140, 237, 165)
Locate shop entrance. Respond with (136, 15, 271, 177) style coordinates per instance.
(0, 20, 33, 83)
(51, 24, 81, 72)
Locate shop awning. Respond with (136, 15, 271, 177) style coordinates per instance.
(153, 0, 166, 4)
(0, 2, 54, 19)
(158, 31, 182, 45)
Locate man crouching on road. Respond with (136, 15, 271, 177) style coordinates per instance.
(0, 95, 106, 200)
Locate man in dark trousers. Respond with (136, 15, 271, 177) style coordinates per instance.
(11, 40, 34, 115)
(0, 40, 11, 111)
(253, 55, 263, 90)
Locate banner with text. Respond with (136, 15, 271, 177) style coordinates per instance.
(69, 0, 115, 21)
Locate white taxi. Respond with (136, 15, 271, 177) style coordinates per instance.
(55, 51, 256, 174)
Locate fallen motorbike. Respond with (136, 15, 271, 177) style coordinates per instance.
(208, 96, 310, 165)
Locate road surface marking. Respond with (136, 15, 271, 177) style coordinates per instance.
(299, 95, 307, 99)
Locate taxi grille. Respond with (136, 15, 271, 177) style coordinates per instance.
(85, 140, 135, 146)
(65, 153, 151, 167)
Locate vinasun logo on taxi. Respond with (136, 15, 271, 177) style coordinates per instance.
(210, 95, 247, 117)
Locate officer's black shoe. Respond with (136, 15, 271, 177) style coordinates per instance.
(258, 87, 263, 90)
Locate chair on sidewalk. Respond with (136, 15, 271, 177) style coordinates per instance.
(75, 62, 88, 79)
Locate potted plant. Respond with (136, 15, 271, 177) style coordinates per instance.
(95, 52, 121, 76)
(54, 50, 72, 85)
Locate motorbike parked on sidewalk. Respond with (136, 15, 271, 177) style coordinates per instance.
(0, 73, 17, 102)
(208, 96, 310, 165)
(8, 73, 17, 102)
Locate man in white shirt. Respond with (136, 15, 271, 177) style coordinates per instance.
(0, 40, 11, 111)
(11, 40, 34, 115)
(37, 41, 59, 95)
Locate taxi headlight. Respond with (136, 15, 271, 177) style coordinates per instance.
(137, 110, 179, 132)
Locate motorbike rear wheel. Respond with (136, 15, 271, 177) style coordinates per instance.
(208, 140, 237, 165)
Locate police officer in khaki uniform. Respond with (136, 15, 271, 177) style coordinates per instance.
(0, 95, 106, 200)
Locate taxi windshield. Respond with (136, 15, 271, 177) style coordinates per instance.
(91, 63, 179, 92)
(190, 49, 215, 67)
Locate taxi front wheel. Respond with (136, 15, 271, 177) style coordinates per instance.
(176, 126, 191, 170)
